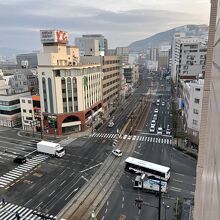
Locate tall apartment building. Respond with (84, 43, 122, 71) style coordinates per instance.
(80, 55, 121, 111)
(75, 34, 108, 56)
(158, 45, 171, 70)
(194, 0, 220, 219)
(180, 79, 204, 145)
(171, 36, 207, 81)
(38, 30, 102, 135)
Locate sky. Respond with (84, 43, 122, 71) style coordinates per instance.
(0, 0, 210, 51)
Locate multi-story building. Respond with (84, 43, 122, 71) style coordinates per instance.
(171, 35, 207, 82)
(75, 34, 108, 56)
(171, 32, 186, 82)
(194, 0, 220, 219)
(16, 52, 39, 68)
(115, 47, 129, 64)
(177, 38, 207, 79)
(0, 77, 30, 127)
(180, 79, 204, 145)
(38, 30, 102, 135)
(158, 45, 171, 70)
(20, 95, 42, 131)
(122, 64, 139, 88)
(2, 69, 38, 94)
(80, 55, 121, 111)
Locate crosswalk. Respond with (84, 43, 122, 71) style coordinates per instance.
(0, 201, 55, 220)
(90, 133, 172, 145)
(0, 155, 48, 189)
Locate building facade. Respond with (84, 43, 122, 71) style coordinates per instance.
(16, 52, 39, 68)
(80, 55, 121, 111)
(20, 95, 42, 131)
(115, 47, 129, 64)
(158, 45, 171, 70)
(180, 79, 204, 145)
(194, 0, 220, 219)
(122, 64, 139, 88)
(0, 78, 30, 127)
(38, 30, 102, 135)
(75, 34, 107, 56)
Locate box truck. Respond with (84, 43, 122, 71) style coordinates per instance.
(37, 141, 65, 158)
(133, 175, 167, 193)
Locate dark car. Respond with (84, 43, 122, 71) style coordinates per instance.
(13, 156, 27, 164)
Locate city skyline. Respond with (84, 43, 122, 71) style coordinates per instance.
(0, 0, 210, 51)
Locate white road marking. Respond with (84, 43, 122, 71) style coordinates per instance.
(80, 163, 103, 173)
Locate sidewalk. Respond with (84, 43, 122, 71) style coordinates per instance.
(173, 138, 198, 159)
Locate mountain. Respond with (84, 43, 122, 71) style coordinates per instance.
(0, 47, 28, 57)
(128, 24, 208, 52)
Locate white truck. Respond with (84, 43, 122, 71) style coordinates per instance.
(37, 141, 65, 158)
(133, 175, 167, 193)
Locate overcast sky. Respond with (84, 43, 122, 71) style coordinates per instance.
(0, 0, 210, 51)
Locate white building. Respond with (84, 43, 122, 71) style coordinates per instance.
(180, 79, 204, 145)
(171, 35, 207, 82)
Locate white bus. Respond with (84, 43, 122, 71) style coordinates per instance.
(125, 157, 170, 181)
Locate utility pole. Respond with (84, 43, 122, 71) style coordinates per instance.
(158, 177, 161, 220)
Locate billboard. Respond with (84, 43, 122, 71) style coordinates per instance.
(40, 30, 69, 44)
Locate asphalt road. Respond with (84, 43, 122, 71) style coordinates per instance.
(97, 72, 196, 220)
(0, 71, 196, 220)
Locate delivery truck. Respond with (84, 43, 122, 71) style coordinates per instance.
(133, 175, 167, 193)
(37, 141, 65, 158)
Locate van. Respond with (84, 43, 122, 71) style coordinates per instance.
(13, 156, 27, 164)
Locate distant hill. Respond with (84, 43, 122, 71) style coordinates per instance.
(0, 47, 28, 57)
(129, 24, 208, 52)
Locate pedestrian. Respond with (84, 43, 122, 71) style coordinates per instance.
(15, 211, 21, 220)
(2, 198, 5, 205)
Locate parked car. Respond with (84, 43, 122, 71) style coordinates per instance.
(157, 127, 163, 135)
(112, 149, 122, 157)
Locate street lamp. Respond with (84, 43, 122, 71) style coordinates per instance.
(162, 202, 170, 220)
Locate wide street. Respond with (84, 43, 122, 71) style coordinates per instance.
(0, 70, 196, 220)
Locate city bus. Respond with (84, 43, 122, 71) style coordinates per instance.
(125, 157, 170, 181)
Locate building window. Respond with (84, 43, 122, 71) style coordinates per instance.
(193, 119, 198, 125)
(194, 98, 200, 104)
(23, 109, 26, 113)
(48, 78, 54, 113)
(28, 100, 31, 104)
(22, 99, 25, 103)
(42, 77, 48, 112)
(193, 109, 199, 114)
(195, 88, 201, 91)
(29, 110, 32, 113)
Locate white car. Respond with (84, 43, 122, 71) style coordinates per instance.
(161, 102, 165, 106)
(153, 114, 158, 121)
(154, 109, 159, 114)
(166, 128, 171, 135)
(151, 120, 156, 127)
(108, 121, 114, 128)
(157, 127, 163, 135)
(112, 149, 122, 157)
(149, 126, 155, 133)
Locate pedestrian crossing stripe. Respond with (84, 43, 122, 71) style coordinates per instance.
(90, 132, 172, 145)
(0, 155, 48, 189)
(0, 201, 55, 220)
